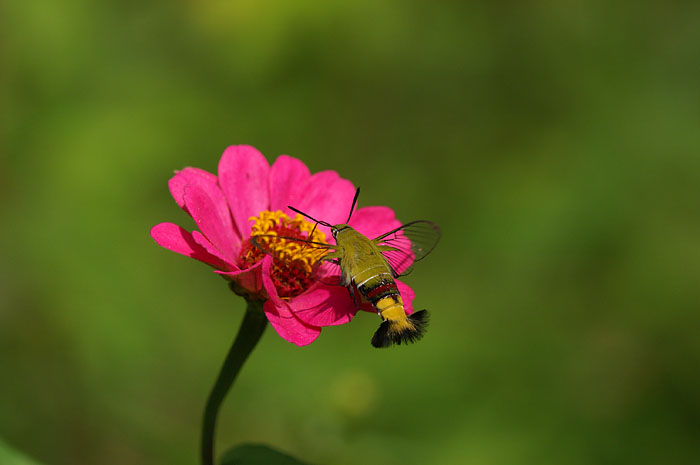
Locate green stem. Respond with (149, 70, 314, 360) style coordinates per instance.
(201, 299, 268, 465)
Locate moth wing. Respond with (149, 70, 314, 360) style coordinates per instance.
(314, 257, 346, 286)
(249, 234, 344, 286)
(373, 220, 441, 278)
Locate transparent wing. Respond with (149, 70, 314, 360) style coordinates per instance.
(314, 257, 344, 286)
(249, 234, 344, 286)
(373, 220, 441, 277)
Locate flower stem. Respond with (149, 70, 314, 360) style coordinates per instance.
(201, 299, 267, 465)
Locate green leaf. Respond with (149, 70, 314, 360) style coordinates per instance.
(220, 444, 311, 465)
(0, 438, 43, 465)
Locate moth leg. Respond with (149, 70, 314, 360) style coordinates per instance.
(347, 285, 358, 308)
(322, 251, 343, 262)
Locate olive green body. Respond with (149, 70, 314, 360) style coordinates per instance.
(327, 225, 406, 321)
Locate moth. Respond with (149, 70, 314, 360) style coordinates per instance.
(253, 188, 440, 347)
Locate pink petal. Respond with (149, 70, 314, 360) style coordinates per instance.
(218, 145, 270, 239)
(295, 171, 356, 228)
(192, 231, 238, 271)
(215, 260, 263, 295)
(263, 301, 322, 346)
(151, 223, 228, 269)
(260, 256, 285, 308)
(349, 206, 402, 240)
(183, 184, 239, 263)
(354, 288, 376, 314)
(260, 257, 322, 346)
(268, 155, 311, 214)
(395, 280, 416, 315)
(289, 283, 357, 327)
(168, 167, 219, 213)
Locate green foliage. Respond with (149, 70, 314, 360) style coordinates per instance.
(0, 438, 42, 465)
(220, 444, 310, 465)
(2, 1, 700, 465)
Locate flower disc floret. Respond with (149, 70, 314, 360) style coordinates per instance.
(239, 211, 328, 298)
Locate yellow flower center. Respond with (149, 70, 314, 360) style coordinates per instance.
(239, 210, 329, 298)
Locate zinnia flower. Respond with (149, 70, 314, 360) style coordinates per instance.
(151, 145, 416, 346)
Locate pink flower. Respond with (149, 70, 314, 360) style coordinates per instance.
(151, 145, 416, 346)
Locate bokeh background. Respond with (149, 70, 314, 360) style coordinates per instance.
(2, 1, 700, 464)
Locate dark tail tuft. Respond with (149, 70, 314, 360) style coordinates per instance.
(371, 310, 429, 348)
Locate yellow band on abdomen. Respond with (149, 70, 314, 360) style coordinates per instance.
(376, 296, 405, 321)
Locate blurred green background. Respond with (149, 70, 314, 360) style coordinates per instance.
(2, 1, 700, 464)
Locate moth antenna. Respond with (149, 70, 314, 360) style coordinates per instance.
(301, 221, 320, 253)
(346, 187, 361, 223)
(288, 206, 332, 227)
(309, 222, 319, 239)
